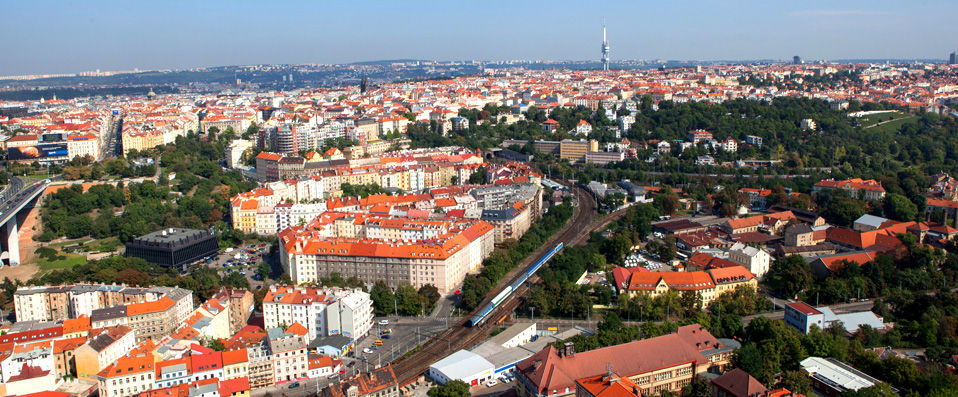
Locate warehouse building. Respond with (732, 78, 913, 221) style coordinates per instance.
(428, 350, 495, 386)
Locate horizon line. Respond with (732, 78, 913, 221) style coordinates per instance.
(2, 56, 953, 81)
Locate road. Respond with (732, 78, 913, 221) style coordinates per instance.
(0, 176, 25, 203)
(102, 113, 122, 158)
(0, 177, 54, 223)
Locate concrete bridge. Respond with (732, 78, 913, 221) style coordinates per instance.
(0, 177, 53, 266)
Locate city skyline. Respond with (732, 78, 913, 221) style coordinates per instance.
(3, 0, 958, 76)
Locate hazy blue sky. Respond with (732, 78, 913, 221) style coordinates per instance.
(3, 0, 956, 75)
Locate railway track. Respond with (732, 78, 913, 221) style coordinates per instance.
(390, 184, 603, 383)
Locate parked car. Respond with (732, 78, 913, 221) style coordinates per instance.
(288, 382, 300, 389)
(378, 319, 389, 325)
(486, 380, 498, 387)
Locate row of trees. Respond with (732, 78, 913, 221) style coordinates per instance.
(458, 201, 574, 310)
(21, 255, 247, 302)
(369, 281, 440, 316)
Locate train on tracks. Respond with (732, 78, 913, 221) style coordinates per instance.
(467, 242, 563, 327)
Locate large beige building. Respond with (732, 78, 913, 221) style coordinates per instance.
(559, 139, 598, 162)
(516, 325, 739, 397)
(280, 215, 495, 293)
(66, 133, 101, 160)
(611, 266, 757, 308)
(121, 128, 164, 153)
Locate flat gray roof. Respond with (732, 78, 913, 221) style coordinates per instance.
(430, 350, 494, 380)
(488, 322, 535, 347)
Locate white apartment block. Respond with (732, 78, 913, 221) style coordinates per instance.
(263, 286, 373, 342)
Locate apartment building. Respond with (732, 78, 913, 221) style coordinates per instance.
(212, 289, 255, 336)
(53, 336, 86, 378)
(121, 128, 164, 153)
(262, 286, 373, 341)
(225, 139, 253, 168)
(221, 349, 249, 381)
(128, 298, 181, 343)
(74, 325, 136, 380)
(481, 204, 532, 244)
(1, 341, 56, 384)
(280, 217, 495, 293)
(66, 133, 100, 160)
(14, 284, 192, 324)
(268, 328, 308, 384)
(97, 353, 156, 397)
(90, 295, 190, 344)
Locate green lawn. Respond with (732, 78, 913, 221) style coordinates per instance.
(89, 237, 122, 253)
(24, 172, 58, 180)
(46, 237, 121, 253)
(37, 252, 87, 271)
(868, 116, 917, 134)
(858, 111, 910, 128)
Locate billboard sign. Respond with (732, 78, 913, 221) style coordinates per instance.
(7, 143, 69, 160)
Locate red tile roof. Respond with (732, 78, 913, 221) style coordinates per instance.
(786, 302, 822, 316)
(218, 377, 251, 396)
(517, 333, 709, 395)
(127, 297, 175, 316)
(814, 178, 885, 193)
(710, 368, 767, 397)
(222, 349, 248, 366)
(575, 373, 640, 397)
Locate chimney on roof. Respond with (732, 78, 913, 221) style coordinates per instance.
(606, 362, 617, 383)
(564, 342, 575, 357)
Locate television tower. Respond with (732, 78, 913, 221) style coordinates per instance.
(601, 19, 610, 71)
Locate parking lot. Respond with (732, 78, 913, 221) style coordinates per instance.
(622, 249, 673, 272)
(187, 242, 271, 289)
